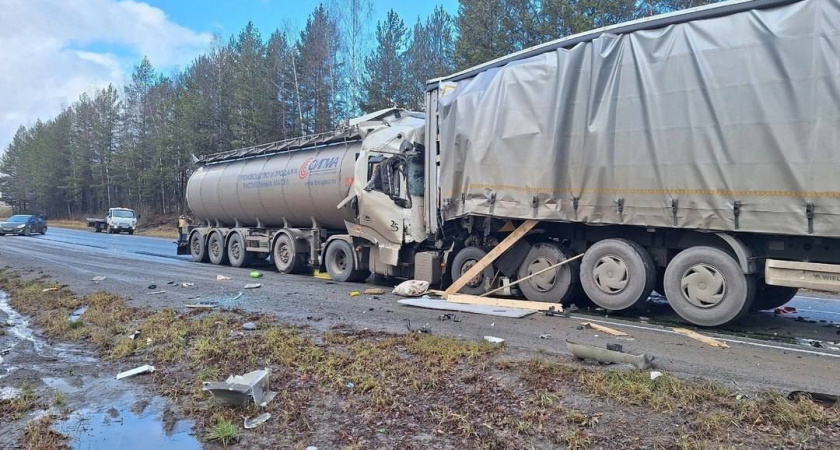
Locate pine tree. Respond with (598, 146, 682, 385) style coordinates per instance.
(360, 9, 409, 112)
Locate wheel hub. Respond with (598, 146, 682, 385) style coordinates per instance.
(461, 259, 484, 288)
(335, 250, 348, 271)
(526, 257, 557, 292)
(592, 255, 629, 294)
(211, 239, 220, 256)
(680, 264, 726, 308)
(277, 243, 290, 265)
(231, 241, 241, 260)
(191, 237, 200, 255)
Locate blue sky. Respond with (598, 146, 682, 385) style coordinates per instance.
(144, 0, 459, 47)
(0, 0, 458, 150)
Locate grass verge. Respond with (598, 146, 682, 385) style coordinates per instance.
(1, 270, 838, 449)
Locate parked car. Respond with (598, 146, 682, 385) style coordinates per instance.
(0, 214, 47, 236)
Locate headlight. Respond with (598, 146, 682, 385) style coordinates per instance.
(16, 224, 25, 229)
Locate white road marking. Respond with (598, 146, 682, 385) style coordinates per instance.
(577, 316, 840, 359)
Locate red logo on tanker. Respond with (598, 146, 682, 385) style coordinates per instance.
(299, 157, 314, 179)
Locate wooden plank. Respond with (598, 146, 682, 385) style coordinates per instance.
(447, 293, 562, 312)
(672, 327, 730, 349)
(444, 219, 539, 296)
(580, 322, 630, 337)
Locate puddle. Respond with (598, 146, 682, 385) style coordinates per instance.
(54, 391, 200, 450)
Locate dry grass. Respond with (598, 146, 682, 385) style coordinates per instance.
(22, 415, 69, 450)
(0, 382, 38, 420)
(47, 219, 179, 238)
(1, 270, 838, 449)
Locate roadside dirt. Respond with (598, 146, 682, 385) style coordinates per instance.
(1, 270, 838, 449)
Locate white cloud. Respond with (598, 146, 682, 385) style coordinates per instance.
(0, 0, 212, 149)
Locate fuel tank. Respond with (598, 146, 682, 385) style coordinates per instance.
(186, 141, 360, 229)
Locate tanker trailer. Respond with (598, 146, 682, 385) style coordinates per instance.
(179, 109, 431, 281)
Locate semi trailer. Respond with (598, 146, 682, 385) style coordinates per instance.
(179, 0, 840, 327)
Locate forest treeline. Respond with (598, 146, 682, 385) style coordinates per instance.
(0, 0, 713, 218)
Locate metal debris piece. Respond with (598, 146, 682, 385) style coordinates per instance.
(244, 412, 271, 429)
(116, 364, 156, 380)
(217, 275, 231, 281)
(232, 292, 243, 301)
(539, 334, 552, 339)
(484, 336, 505, 344)
(68, 306, 88, 323)
(91, 276, 106, 282)
(364, 288, 386, 295)
(202, 369, 277, 407)
(650, 371, 663, 380)
(566, 340, 652, 370)
(148, 284, 157, 290)
(149, 291, 167, 295)
(129, 330, 140, 340)
(244, 283, 262, 289)
(41, 287, 60, 292)
(242, 322, 257, 331)
(181, 282, 195, 287)
(606, 343, 623, 352)
(185, 303, 217, 309)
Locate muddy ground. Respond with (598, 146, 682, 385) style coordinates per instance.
(0, 228, 839, 448)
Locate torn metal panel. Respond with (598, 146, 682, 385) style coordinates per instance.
(202, 369, 277, 407)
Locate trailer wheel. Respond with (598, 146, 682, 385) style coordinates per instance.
(273, 234, 305, 274)
(664, 246, 755, 326)
(450, 246, 496, 295)
(325, 240, 368, 282)
(517, 243, 578, 303)
(227, 232, 252, 268)
(189, 232, 209, 263)
(580, 239, 655, 311)
(207, 231, 229, 265)
(751, 282, 798, 311)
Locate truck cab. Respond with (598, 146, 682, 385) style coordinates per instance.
(88, 208, 137, 234)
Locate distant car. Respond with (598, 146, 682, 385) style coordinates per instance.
(0, 214, 47, 236)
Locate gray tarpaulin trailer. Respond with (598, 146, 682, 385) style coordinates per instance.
(184, 0, 840, 327)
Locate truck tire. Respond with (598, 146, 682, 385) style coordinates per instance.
(207, 231, 229, 265)
(752, 282, 798, 311)
(325, 240, 368, 282)
(189, 232, 209, 263)
(580, 239, 655, 311)
(517, 243, 578, 303)
(664, 246, 755, 327)
(227, 232, 253, 268)
(450, 246, 496, 295)
(273, 234, 305, 274)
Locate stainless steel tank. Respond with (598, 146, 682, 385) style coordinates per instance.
(186, 141, 360, 229)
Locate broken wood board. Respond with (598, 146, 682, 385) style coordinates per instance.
(672, 327, 730, 349)
(447, 293, 562, 312)
(397, 298, 535, 318)
(444, 219, 538, 296)
(580, 322, 630, 337)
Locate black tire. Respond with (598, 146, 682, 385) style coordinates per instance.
(580, 239, 656, 311)
(227, 232, 253, 268)
(752, 282, 798, 311)
(22, 226, 30, 236)
(664, 246, 755, 327)
(207, 231, 229, 265)
(325, 240, 367, 282)
(450, 246, 496, 295)
(41, 226, 47, 235)
(517, 242, 578, 303)
(128, 229, 134, 235)
(273, 233, 305, 274)
(189, 232, 209, 263)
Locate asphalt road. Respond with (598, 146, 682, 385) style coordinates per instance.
(1, 227, 839, 394)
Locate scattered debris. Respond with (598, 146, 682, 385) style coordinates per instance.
(243, 283, 262, 289)
(364, 288, 386, 295)
(250, 271, 262, 279)
(185, 303, 217, 309)
(581, 322, 630, 337)
(788, 391, 839, 406)
(41, 287, 60, 292)
(345, 382, 355, 389)
(242, 322, 257, 331)
(129, 330, 141, 340)
(392, 280, 430, 297)
(774, 306, 797, 314)
(567, 340, 652, 370)
(650, 371, 663, 381)
(313, 271, 331, 280)
(203, 369, 277, 407)
(544, 306, 567, 317)
(606, 343, 623, 352)
(216, 275, 231, 281)
(148, 284, 157, 290)
(244, 413, 271, 429)
(349, 291, 360, 297)
(232, 292, 243, 301)
(484, 336, 505, 344)
(398, 298, 534, 318)
(672, 327, 730, 349)
(68, 305, 88, 323)
(539, 333, 552, 339)
(404, 319, 431, 334)
(149, 290, 167, 295)
(91, 275, 106, 282)
(116, 364, 156, 380)
(167, 281, 177, 285)
(181, 282, 195, 287)
(437, 313, 461, 322)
